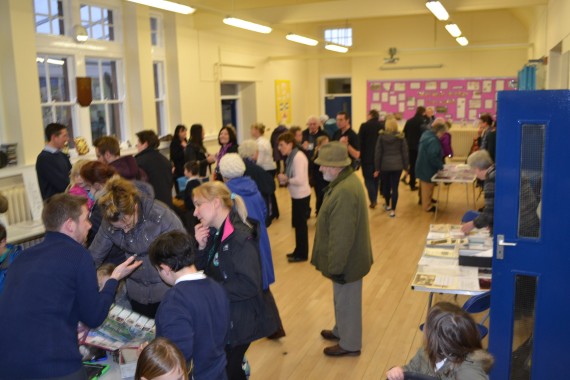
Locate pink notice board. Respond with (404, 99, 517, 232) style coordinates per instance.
(367, 77, 515, 122)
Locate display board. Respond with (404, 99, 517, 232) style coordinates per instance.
(367, 77, 515, 122)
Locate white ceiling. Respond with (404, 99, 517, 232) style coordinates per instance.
(189, 0, 547, 25)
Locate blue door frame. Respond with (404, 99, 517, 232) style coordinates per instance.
(490, 90, 570, 378)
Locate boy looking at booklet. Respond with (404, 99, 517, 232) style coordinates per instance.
(149, 230, 230, 380)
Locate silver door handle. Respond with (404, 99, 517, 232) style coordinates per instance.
(497, 234, 517, 246)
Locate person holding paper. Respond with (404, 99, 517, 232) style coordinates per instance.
(0, 194, 141, 380)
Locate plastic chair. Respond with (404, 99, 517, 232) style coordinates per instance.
(419, 291, 491, 339)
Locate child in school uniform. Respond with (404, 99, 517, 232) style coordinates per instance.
(0, 223, 22, 294)
(386, 302, 494, 380)
(149, 230, 230, 380)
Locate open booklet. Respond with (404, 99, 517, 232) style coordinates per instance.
(79, 304, 156, 351)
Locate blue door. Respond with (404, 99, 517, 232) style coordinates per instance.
(221, 99, 237, 130)
(325, 95, 351, 120)
(489, 90, 570, 378)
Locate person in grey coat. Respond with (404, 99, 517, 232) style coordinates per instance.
(374, 118, 409, 217)
(89, 177, 184, 318)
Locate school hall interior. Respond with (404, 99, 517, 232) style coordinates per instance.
(2, 0, 570, 378)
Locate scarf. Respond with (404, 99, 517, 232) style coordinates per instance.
(284, 147, 300, 179)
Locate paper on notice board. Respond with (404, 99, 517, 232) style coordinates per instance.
(496, 80, 504, 91)
(483, 80, 492, 93)
(394, 83, 406, 91)
(372, 92, 380, 101)
(390, 95, 397, 105)
(426, 81, 437, 90)
(382, 93, 388, 102)
(410, 82, 421, 90)
(456, 98, 466, 119)
(484, 99, 493, 109)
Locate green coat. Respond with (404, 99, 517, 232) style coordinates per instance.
(403, 348, 494, 380)
(310, 167, 373, 283)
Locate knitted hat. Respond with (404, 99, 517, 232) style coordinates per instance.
(219, 153, 246, 179)
(314, 141, 351, 167)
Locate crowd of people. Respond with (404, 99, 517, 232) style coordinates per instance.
(0, 110, 505, 379)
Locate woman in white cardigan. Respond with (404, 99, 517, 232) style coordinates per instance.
(277, 132, 311, 263)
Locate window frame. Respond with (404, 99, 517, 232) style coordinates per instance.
(153, 60, 168, 136)
(79, 2, 116, 41)
(34, 0, 66, 36)
(324, 27, 353, 47)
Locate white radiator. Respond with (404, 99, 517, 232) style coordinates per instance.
(450, 128, 479, 161)
(2, 185, 32, 225)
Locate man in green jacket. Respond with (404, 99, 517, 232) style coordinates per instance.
(311, 142, 373, 357)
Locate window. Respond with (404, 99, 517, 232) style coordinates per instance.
(86, 58, 123, 140)
(34, 0, 65, 35)
(80, 4, 115, 41)
(324, 27, 352, 47)
(150, 16, 162, 47)
(37, 55, 76, 143)
(153, 61, 167, 135)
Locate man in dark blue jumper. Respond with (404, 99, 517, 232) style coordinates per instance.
(0, 194, 141, 380)
(149, 231, 230, 380)
(36, 123, 73, 200)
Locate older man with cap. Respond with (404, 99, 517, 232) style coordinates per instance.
(311, 142, 373, 357)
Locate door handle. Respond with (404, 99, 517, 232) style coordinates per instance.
(497, 234, 516, 259)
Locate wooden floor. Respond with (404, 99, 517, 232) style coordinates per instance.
(247, 173, 486, 379)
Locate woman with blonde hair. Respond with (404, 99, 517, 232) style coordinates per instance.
(193, 181, 275, 380)
(374, 118, 409, 217)
(135, 337, 189, 380)
(67, 159, 94, 210)
(89, 177, 184, 318)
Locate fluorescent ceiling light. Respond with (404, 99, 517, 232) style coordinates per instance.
(456, 36, 469, 46)
(223, 17, 272, 34)
(36, 57, 45, 63)
(426, 1, 449, 21)
(325, 43, 348, 53)
(445, 23, 462, 38)
(126, 0, 195, 15)
(286, 33, 318, 46)
(47, 58, 65, 65)
(380, 64, 443, 71)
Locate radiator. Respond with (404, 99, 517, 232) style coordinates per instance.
(450, 128, 479, 161)
(2, 185, 32, 225)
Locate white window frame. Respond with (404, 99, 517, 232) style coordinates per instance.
(85, 57, 125, 140)
(37, 54, 78, 142)
(150, 14, 164, 49)
(79, 3, 116, 41)
(153, 61, 168, 136)
(34, 0, 66, 36)
(324, 27, 353, 47)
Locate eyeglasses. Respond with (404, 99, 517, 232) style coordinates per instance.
(109, 213, 137, 233)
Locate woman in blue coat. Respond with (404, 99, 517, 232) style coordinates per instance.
(415, 119, 446, 212)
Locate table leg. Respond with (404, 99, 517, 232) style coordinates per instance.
(428, 292, 434, 309)
(433, 183, 441, 221)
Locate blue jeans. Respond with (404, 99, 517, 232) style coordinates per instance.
(361, 163, 379, 204)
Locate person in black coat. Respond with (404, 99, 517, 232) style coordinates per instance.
(36, 123, 72, 200)
(358, 109, 385, 208)
(403, 106, 427, 191)
(170, 124, 187, 190)
(135, 130, 174, 208)
(184, 124, 216, 177)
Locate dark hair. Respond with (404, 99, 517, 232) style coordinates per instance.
(278, 132, 296, 145)
(45, 123, 67, 142)
(42, 193, 87, 232)
(288, 126, 302, 136)
(80, 161, 117, 185)
(337, 111, 350, 121)
(424, 302, 483, 369)
(149, 231, 196, 272)
(134, 337, 188, 380)
(173, 124, 187, 142)
(94, 136, 120, 156)
(184, 160, 200, 175)
(189, 124, 204, 146)
(136, 130, 160, 149)
(0, 223, 6, 241)
(415, 106, 426, 116)
(479, 113, 494, 126)
(218, 126, 237, 146)
(369, 109, 380, 119)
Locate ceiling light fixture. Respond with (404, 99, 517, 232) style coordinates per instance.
(325, 43, 348, 53)
(286, 33, 318, 46)
(445, 23, 462, 38)
(456, 36, 469, 46)
(74, 25, 88, 42)
(223, 17, 272, 34)
(126, 0, 195, 15)
(46, 58, 66, 65)
(426, 1, 449, 21)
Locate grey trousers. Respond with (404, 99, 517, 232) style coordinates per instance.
(331, 279, 363, 351)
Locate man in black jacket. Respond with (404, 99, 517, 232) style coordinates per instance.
(36, 123, 72, 200)
(403, 106, 427, 191)
(358, 109, 384, 208)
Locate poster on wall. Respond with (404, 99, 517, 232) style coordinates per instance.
(275, 80, 292, 124)
(366, 77, 515, 123)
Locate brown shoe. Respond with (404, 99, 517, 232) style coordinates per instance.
(323, 344, 361, 357)
(320, 329, 339, 341)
